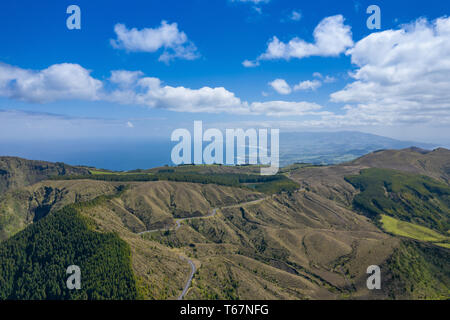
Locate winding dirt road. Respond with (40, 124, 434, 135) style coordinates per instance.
(137, 196, 269, 300)
(177, 257, 196, 300)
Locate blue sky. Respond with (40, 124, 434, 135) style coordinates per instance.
(0, 0, 449, 145)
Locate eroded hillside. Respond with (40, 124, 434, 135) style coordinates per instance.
(0, 148, 449, 300)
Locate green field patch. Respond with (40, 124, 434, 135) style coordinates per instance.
(346, 168, 450, 234)
(380, 214, 449, 244)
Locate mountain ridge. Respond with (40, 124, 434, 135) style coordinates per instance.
(0, 147, 448, 300)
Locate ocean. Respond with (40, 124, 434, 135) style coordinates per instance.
(0, 138, 173, 171)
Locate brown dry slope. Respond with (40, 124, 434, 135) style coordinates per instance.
(289, 147, 450, 207)
(73, 181, 264, 300)
(177, 189, 399, 299)
(0, 149, 448, 300)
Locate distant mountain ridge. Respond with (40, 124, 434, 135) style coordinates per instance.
(280, 131, 439, 166)
(0, 131, 441, 171)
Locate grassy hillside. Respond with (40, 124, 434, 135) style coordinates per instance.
(0, 150, 449, 300)
(145, 189, 404, 299)
(288, 147, 450, 208)
(346, 168, 450, 235)
(380, 215, 449, 248)
(0, 180, 121, 241)
(350, 147, 450, 184)
(382, 240, 450, 299)
(0, 156, 90, 195)
(0, 205, 139, 300)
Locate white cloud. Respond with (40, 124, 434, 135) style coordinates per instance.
(330, 17, 450, 126)
(290, 11, 302, 21)
(0, 61, 328, 117)
(0, 63, 102, 103)
(323, 75, 336, 83)
(242, 59, 260, 67)
(126, 121, 134, 128)
(258, 15, 353, 61)
(312, 72, 336, 83)
(109, 70, 144, 87)
(313, 72, 323, 78)
(293, 80, 322, 91)
(106, 69, 326, 116)
(269, 78, 326, 94)
(269, 79, 292, 95)
(110, 21, 199, 63)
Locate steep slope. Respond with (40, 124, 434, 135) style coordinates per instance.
(289, 148, 450, 207)
(0, 205, 138, 300)
(0, 179, 120, 241)
(345, 168, 450, 249)
(0, 156, 90, 194)
(346, 168, 450, 233)
(178, 190, 402, 299)
(0, 178, 264, 300)
(74, 181, 266, 299)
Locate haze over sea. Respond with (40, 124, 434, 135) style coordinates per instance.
(0, 139, 172, 171)
(0, 132, 444, 171)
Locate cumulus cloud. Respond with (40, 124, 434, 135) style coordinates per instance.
(257, 15, 353, 61)
(107, 73, 324, 116)
(269, 79, 292, 95)
(313, 72, 336, 82)
(0, 63, 102, 103)
(268, 77, 327, 94)
(109, 70, 144, 87)
(293, 80, 322, 91)
(330, 16, 450, 126)
(104, 71, 327, 116)
(0, 61, 326, 117)
(110, 21, 199, 63)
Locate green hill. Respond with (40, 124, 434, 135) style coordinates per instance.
(0, 204, 138, 300)
(346, 168, 450, 234)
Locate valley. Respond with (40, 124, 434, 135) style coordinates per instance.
(0, 147, 449, 300)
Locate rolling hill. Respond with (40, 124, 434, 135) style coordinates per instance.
(0, 148, 449, 300)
